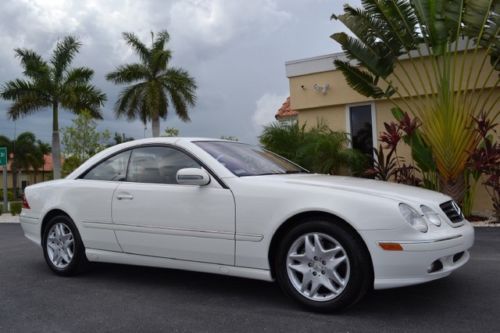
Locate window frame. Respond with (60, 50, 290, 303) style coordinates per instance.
(77, 144, 228, 188)
(345, 102, 377, 158)
(79, 149, 132, 182)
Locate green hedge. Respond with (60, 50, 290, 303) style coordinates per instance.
(0, 190, 15, 201)
(10, 202, 22, 216)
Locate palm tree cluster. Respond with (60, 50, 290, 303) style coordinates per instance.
(1, 31, 197, 179)
(0, 132, 50, 198)
(331, 0, 499, 201)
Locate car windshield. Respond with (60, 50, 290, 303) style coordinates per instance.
(195, 141, 308, 177)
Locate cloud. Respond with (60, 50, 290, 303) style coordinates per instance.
(0, 0, 348, 145)
(252, 92, 288, 130)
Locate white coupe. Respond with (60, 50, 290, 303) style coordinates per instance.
(20, 138, 474, 311)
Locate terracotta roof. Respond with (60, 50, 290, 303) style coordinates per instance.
(1, 154, 58, 172)
(275, 97, 298, 120)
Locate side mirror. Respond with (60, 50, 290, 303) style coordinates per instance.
(176, 168, 211, 186)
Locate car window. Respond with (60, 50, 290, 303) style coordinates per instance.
(195, 141, 307, 177)
(83, 150, 131, 181)
(127, 146, 201, 184)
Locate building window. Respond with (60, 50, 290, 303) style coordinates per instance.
(348, 104, 374, 157)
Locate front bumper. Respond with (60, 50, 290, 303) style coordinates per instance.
(360, 221, 475, 290)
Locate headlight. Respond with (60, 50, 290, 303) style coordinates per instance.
(420, 205, 442, 226)
(399, 203, 428, 233)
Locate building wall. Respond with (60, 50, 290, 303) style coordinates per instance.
(288, 50, 499, 213)
(0, 170, 52, 193)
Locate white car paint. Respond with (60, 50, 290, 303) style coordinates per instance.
(20, 137, 474, 289)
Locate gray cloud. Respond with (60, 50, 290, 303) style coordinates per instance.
(0, 0, 352, 145)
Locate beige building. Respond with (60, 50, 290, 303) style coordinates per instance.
(0, 154, 54, 196)
(284, 50, 499, 213)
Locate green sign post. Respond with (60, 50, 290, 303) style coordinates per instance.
(0, 147, 6, 166)
(1, 147, 7, 213)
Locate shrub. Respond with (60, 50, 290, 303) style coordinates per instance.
(467, 115, 499, 220)
(260, 121, 367, 176)
(0, 204, 3, 215)
(0, 190, 15, 202)
(10, 202, 22, 216)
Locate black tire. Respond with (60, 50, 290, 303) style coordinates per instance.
(274, 219, 372, 312)
(42, 214, 88, 276)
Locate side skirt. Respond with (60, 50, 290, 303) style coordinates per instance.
(86, 248, 274, 282)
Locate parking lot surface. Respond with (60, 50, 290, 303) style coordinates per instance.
(0, 224, 499, 332)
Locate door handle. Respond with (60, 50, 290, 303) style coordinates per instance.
(116, 193, 134, 200)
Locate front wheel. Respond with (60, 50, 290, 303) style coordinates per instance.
(42, 215, 88, 276)
(274, 220, 372, 312)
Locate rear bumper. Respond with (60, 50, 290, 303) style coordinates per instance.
(360, 222, 474, 290)
(19, 214, 42, 246)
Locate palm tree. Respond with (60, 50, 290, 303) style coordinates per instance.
(106, 31, 197, 137)
(1, 36, 107, 179)
(331, 0, 499, 201)
(0, 132, 44, 197)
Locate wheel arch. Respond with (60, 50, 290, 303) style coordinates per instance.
(40, 209, 71, 240)
(267, 211, 374, 280)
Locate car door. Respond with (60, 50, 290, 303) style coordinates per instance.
(111, 145, 235, 265)
(73, 150, 131, 252)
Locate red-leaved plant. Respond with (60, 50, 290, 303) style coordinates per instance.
(364, 111, 422, 186)
(467, 115, 500, 220)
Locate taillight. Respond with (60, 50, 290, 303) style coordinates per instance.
(22, 195, 30, 209)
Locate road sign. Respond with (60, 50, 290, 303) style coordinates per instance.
(0, 147, 7, 166)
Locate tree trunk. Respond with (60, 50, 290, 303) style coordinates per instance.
(439, 174, 466, 205)
(52, 103, 62, 179)
(152, 116, 160, 137)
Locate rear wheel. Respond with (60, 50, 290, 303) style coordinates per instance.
(42, 215, 88, 276)
(274, 220, 372, 312)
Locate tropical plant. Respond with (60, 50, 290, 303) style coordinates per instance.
(162, 127, 180, 137)
(0, 36, 106, 179)
(260, 121, 367, 175)
(110, 132, 135, 146)
(467, 115, 499, 219)
(62, 110, 111, 164)
(106, 31, 197, 137)
(331, 0, 499, 202)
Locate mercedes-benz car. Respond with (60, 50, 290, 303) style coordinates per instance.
(19, 137, 474, 311)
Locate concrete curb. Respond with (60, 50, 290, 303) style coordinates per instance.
(0, 214, 20, 223)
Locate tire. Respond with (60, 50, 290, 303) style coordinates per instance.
(274, 219, 372, 312)
(42, 214, 88, 276)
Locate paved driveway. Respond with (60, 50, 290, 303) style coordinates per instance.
(0, 224, 499, 332)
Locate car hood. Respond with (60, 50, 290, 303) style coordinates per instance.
(254, 173, 450, 204)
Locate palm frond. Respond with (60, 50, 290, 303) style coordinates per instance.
(412, 0, 450, 54)
(14, 48, 49, 80)
(64, 67, 94, 86)
(150, 49, 172, 75)
(8, 93, 50, 120)
(106, 63, 150, 84)
(332, 32, 394, 78)
(60, 83, 106, 118)
(122, 32, 151, 65)
(114, 82, 147, 121)
(153, 30, 170, 51)
(50, 36, 81, 80)
(333, 60, 386, 98)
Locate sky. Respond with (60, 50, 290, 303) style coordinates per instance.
(0, 0, 356, 144)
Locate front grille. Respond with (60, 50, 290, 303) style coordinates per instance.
(439, 200, 464, 223)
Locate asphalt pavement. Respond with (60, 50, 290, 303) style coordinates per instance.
(1, 223, 499, 332)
